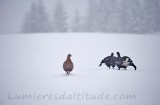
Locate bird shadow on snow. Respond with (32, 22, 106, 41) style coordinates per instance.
(51, 73, 79, 78)
(50, 72, 96, 78)
(99, 67, 139, 72)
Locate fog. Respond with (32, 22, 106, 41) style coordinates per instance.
(0, 0, 87, 34)
(0, 0, 160, 34)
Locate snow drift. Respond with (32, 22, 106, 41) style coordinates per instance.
(0, 33, 160, 105)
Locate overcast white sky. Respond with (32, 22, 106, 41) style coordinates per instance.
(0, 0, 87, 34)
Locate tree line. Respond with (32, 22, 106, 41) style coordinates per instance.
(21, 0, 160, 34)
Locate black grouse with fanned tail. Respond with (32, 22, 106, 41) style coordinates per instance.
(116, 52, 137, 70)
(99, 53, 117, 69)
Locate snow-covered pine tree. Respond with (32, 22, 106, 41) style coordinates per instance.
(122, 0, 142, 33)
(84, 0, 160, 33)
(91, 0, 123, 33)
(84, 0, 99, 32)
(52, 1, 68, 32)
(98, 0, 110, 32)
(142, 0, 160, 33)
(21, 2, 37, 33)
(71, 10, 82, 32)
(119, 0, 160, 33)
(36, 0, 51, 32)
(21, 0, 51, 33)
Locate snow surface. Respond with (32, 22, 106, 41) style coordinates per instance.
(0, 33, 160, 105)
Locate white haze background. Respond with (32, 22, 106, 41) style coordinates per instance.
(0, 0, 160, 105)
(0, 0, 87, 34)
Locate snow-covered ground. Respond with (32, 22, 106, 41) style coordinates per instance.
(0, 33, 160, 105)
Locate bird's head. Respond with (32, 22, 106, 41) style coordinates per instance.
(111, 52, 114, 57)
(67, 54, 72, 58)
